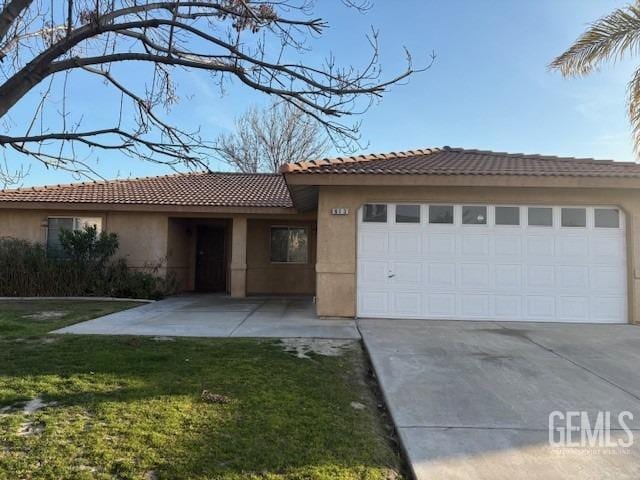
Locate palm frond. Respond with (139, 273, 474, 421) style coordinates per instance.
(627, 66, 640, 153)
(550, 2, 640, 77)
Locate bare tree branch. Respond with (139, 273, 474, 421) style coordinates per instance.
(0, 0, 432, 181)
(216, 99, 330, 172)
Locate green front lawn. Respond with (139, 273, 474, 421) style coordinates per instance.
(0, 300, 141, 338)
(0, 303, 403, 479)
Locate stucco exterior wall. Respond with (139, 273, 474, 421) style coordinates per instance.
(246, 218, 316, 295)
(315, 185, 640, 323)
(0, 209, 169, 274)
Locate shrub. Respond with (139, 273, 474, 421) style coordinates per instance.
(0, 230, 175, 299)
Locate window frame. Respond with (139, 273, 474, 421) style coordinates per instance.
(269, 226, 309, 264)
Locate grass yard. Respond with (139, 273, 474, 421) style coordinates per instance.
(0, 302, 404, 479)
(0, 300, 141, 338)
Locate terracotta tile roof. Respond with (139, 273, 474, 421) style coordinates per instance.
(0, 172, 293, 208)
(280, 146, 640, 178)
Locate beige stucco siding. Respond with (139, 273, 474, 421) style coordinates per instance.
(315, 185, 640, 323)
(246, 218, 316, 295)
(0, 209, 169, 272)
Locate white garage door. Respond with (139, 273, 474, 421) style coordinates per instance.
(357, 203, 627, 323)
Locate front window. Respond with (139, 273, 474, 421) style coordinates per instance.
(270, 227, 308, 263)
(47, 217, 102, 255)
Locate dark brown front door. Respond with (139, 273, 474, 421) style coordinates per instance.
(195, 226, 226, 292)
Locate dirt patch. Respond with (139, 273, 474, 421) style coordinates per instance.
(279, 338, 358, 359)
(22, 311, 67, 321)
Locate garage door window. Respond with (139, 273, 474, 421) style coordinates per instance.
(429, 205, 454, 224)
(495, 206, 519, 226)
(561, 208, 586, 227)
(528, 207, 552, 227)
(462, 206, 487, 225)
(363, 204, 387, 223)
(595, 208, 620, 228)
(396, 205, 420, 223)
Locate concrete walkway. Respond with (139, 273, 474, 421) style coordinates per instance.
(359, 318, 640, 480)
(55, 295, 359, 339)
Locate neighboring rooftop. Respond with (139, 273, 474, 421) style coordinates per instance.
(280, 146, 640, 178)
(0, 172, 293, 208)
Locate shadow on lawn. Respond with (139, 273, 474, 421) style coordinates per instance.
(0, 335, 402, 479)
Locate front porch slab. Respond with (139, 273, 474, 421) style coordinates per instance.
(54, 295, 359, 339)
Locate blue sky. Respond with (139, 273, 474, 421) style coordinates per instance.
(7, 0, 638, 187)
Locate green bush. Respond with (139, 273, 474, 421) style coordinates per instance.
(0, 229, 175, 299)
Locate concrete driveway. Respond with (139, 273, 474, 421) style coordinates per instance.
(359, 319, 640, 480)
(55, 295, 359, 339)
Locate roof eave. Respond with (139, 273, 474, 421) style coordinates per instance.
(283, 172, 640, 189)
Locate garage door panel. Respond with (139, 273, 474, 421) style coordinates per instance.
(591, 297, 626, 323)
(558, 296, 589, 321)
(592, 236, 626, 262)
(358, 291, 388, 316)
(459, 294, 490, 318)
(494, 235, 522, 257)
(494, 295, 522, 318)
(459, 264, 490, 289)
(527, 265, 555, 289)
(392, 292, 422, 316)
(557, 235, 588, 258)
(526, 296, 556, 319)
(391, 231, 421, 255)
(495, 264, 522, 289)
(358, 203, 627, 323)
(392, 262, 422, 284)
(359, 231, 388, 255)
(557, 265, 589, 289)
(591, 266, 626, 291)
(428, 294, 456, 316)
(358, 261, 388, 285)
(426, 233, 456, 256)
(428, 263, 456, 287)
(526, 235, 554, 257)
(461, 234, 489, 256)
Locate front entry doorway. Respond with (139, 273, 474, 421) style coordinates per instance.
(195, 225, 227, 292)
